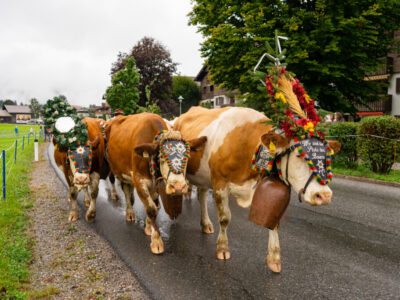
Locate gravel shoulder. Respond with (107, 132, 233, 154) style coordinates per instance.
(28, 143, 150, 299)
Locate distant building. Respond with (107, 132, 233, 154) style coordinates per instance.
(356, 30, 400, 117)
(195, 66, 242, 108)
(93, 102, 112, 120)
(1, 105, 32, 123)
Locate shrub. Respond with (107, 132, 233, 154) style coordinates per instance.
(329, 122, 359, 167)
(358, 116, 400, 174)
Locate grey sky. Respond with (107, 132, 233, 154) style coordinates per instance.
(0, 0, 204, 106)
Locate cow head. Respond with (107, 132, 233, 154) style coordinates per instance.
(67, 134, 100, 191)
(135, 130, 207, 195)
(259, 131, 340, 206)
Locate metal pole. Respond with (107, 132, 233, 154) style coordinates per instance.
(14, 140, 17, 163)
(22, 136, 25, 151)
(2, 150, 5, 200)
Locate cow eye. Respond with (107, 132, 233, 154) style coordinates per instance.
(296, 154, 302, 158)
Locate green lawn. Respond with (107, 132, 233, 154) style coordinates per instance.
(0, 124, 43, 299)
(333, 164, 400, 183)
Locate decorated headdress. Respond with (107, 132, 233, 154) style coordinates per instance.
(252, 32, 333, 185)
(42, 97, 89, 150)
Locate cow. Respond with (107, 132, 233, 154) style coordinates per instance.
(54, 117, 108, 222)
(105, 113, 207, 254)
(174, 106, 339, 273)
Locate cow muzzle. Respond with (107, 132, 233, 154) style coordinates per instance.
(308, 191, 332, 206)
(73, 174, 90, 189)
(166, 181, 188, 195)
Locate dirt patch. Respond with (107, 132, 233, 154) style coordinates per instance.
(28, 143, 149, 299)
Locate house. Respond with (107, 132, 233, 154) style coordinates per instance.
(194, 66, 242, 108)
(357, 30, 400, 117)
(0, 109, 12, 123)
(2, 105, 32, 123)
(93, 102, 112, 120)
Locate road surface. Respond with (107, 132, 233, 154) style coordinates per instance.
(48, 143, 400, 299)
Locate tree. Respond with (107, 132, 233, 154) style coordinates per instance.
(29, 98, 41, 119)
(189, 0, 400, 112)
(105, 57, 140, 114)
(2, 99, 17, 106)
(172, 76, 201, 113)
(111, 37, 177, 114)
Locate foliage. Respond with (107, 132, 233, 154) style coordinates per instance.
(357, 116, 400, 174)
(172, 76, 201, 113)
(137, 84, 162, 115)
(1, 99, 17, 107)
(0, 138, 36, 299)
(201, 100, 212, 109)
(329, 122, 359, 167)
(28, 98, 41, 119)
(105, 57, 140, 114)
(189, 0, 400, 112)
(42, 95, 75, 126)
(333, 164, 400, 183)
(111, 37, 177, 114)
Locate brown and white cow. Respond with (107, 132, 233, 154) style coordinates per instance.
(174, 106, 339, 272)
(54, 117, 108, 222)
(106, 113, 206, 254)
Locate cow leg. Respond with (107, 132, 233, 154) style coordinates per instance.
(68, 186, 79, 221)
(266, 224, 281, 273)
(86, 172, 100, 223)
(198, 187, 214, 234)
(135, 178, 164, 255)
(109, 173, 119, 201)
(121, 182, 135, 222)
(83, 188, 90, 208)
(214, 186, 231, 260)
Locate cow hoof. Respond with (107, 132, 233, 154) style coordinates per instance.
(216, 249, 231, 260)
(84, 199, 90, 208)
(151, 240, 164, 254)
(85, 210, 96, 223)
(68, 212, 78, 222)
(201, 224, 214, 234)
(266, 255, 281, 273)
(126, 213, 135, 222)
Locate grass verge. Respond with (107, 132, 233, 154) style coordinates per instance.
(0, 140, 37, 299)
(333, 164, 400, 183)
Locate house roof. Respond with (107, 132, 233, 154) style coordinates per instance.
(0, 110, 12, 117)
(194, 65, 209, 82)
(4, 105, 31, 114)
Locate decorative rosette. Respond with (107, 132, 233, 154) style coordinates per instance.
(250, 144, 275, 176)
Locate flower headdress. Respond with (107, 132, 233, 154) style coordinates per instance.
(253, 31, 321, 137)
(42, 97, 89, 150)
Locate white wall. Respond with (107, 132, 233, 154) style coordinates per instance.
(388, 73, 400, 116)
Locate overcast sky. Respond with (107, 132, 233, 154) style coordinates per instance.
(0, 0, 204, 106)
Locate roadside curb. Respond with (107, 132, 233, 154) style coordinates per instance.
(335, 173, 400, 187)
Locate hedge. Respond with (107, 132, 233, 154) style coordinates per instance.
(329, 122, 359, 167)
(358, 116, 400, 174)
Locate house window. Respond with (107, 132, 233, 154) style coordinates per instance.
(210, 85, 214, 92)
(203, 86, 207, 93)
(396, 78, 400, 94)
(216, 97, 224, 106)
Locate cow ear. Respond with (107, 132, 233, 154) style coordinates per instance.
(188, 136, 207, 152)
(89, 134, 101, 150)
(327, 140, 341, 155)
(134, 143, 158, 158)
(260, 132, 289, 151)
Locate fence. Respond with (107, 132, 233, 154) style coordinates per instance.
(0, 128, 44, 200)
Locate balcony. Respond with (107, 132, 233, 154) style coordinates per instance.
(355, 95, 392, 114)
(364, 57, 393, 81)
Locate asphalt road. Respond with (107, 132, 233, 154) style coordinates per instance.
(48, 144, 400, 300)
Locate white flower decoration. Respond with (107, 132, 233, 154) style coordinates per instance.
(73, 136, 77, 141)
(68, 138, 74, 143)
(77, 147, 85, 154)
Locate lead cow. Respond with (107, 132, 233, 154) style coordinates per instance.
(174, 106, 339, 272)
(54, 117, 108, 222)
(106, 113, 206, 254)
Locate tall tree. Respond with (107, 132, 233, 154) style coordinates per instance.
(105, 57, 140, 114)
(111, 37, 177, 113)
(189, 0, 400, 112)
(172, 76, 201, 114)
(29, 98, 41, 119)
